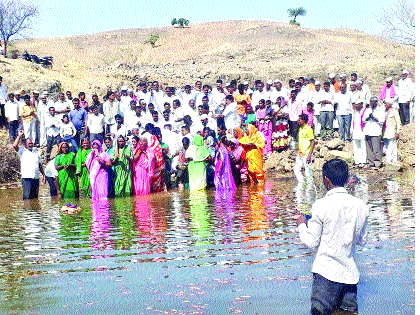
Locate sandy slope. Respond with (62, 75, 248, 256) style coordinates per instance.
(1, 20, 415, 96)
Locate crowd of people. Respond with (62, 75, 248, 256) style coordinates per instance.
(2, 70, 414, 199)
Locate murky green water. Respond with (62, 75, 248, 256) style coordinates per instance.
(0, 171, 414, 314)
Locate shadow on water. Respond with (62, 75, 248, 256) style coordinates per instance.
(0, 171, 414, 314)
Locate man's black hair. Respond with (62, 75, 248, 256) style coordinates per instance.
(322, 158, 349, 187)
(225, 94, 234, 102)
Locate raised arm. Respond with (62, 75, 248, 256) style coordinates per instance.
(13, 130, 24, 151)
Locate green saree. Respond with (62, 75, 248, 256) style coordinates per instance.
(55, 152, 79, 198)
(75, 148, 91, 197)
(111, 146, 133, 197)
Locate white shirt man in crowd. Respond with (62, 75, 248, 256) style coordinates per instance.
(44, 106, 62, 159)
(318, 81, 335, 139)
(0, 76, 8, 129)
(87, 105, 105, 143)
(119, 86, 132, 115)
(103, 92, 120, 134)
(13, 129, 45, 200)
(351, 101, 367, 167)
(334, 83, 353, 142)
(4, 92, 20, 141)
(363, 97, 385, 168)
(251, 80, 267, 110)
(398, 70, 414, 125)
(297, 158, 368, 314)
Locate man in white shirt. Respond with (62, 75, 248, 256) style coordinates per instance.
(177, 84, 196, 109)
(150, 81, 164, 113)
(13, 130, 45, 200)
(0, 76, 8, 129)
(379, 77, 399, 110)
(308, 81, 322, 136)
(196, 85, 214, 109)
(136, 82, 152, 105)
(335, 84, 353, 142)
(87, 106, 105, 143)
(398, 70, 414, 125)
(160, 87, 180, 114)
(4, 92, 20, 141)
(251, 80, 267, 110)
(270, 80, 289, 104)
(211, 79, 227, 110)
(297, 158, 369, 314)
(103, 92, 120, 134)
(221, 95, 240, 130)
(363, 97, 385, 168)
(351, 101, 367, 167)
(54, 92, 71, 120)
(44, 106, 62, 159)
(119, 86, 132, 116)
(318, 81, 335, 139)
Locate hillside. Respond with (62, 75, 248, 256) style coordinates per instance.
(0, 20, 415, 96)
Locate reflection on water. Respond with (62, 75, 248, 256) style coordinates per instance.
(0, 171, 415, 314)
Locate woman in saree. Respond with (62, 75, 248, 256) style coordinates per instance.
(228, 136, 248, 184)
(239, 124, 265, 184)
(214, 136, 236, 191)
(272, 96, 290, 152)
(55, 142, 79, 198)
(110, 135, 133, 197)
(150, 134, 166, 193)
(256, 99, 273, 155)
(131, 136, 154, 196)
(185, 134, 210, 191)
(75, 138, 91, 197)
(85, 139, 112, 200)
(104, 136, 115, 198)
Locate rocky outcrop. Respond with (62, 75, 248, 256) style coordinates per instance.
(398, 122, 415, 167)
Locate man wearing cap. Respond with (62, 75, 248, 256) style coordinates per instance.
(363, 97, 385, 168)
(0, 76, 8, 129)
(119, 86, 131, 115)
(4, 92, 20, 141)
(398, 70, 414, 125)
(329, 73, 340, 93)
(379, 77, 399, 112)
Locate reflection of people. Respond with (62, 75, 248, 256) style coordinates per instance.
(90, 199, 113, 250)
(296, 159, 369, 314)
(189, 190, 210, 241)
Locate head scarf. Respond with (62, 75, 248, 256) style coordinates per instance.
(192, 134, 210, 162)
(91, 140, 103, 153)
(239, 124, 265, 155)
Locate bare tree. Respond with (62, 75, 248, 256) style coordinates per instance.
(377, 0, 415, 46)
(0, 0, 40, 57)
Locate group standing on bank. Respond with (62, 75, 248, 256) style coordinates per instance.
(2, 70, 414, 199)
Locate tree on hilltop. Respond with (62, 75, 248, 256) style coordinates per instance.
(377, 0, 415, 46)
(0, 0, 40, 57)
(287, 7, 306, 26)
(171, 18, 190, 28)
(145, 33, 159, 48)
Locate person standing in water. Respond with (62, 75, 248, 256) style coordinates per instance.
(297, 159, 369, 314)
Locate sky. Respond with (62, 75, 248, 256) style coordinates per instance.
(29, 0, 392, 38)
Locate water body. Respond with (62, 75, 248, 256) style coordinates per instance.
(0, 171, 414, 314)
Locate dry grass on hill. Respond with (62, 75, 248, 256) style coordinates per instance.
(0, 20, 415, 97)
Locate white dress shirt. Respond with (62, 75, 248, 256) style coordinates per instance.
(363, 105, 386, 137)
(318, 90, 335, 112)
(87, 113, 105, 134)
(335, 92, 353, 116)
(5, 100, 19, 121)
(298, 187, 369, 284)
(44, 114, 61, 137)
(398, 77, 414, 103)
